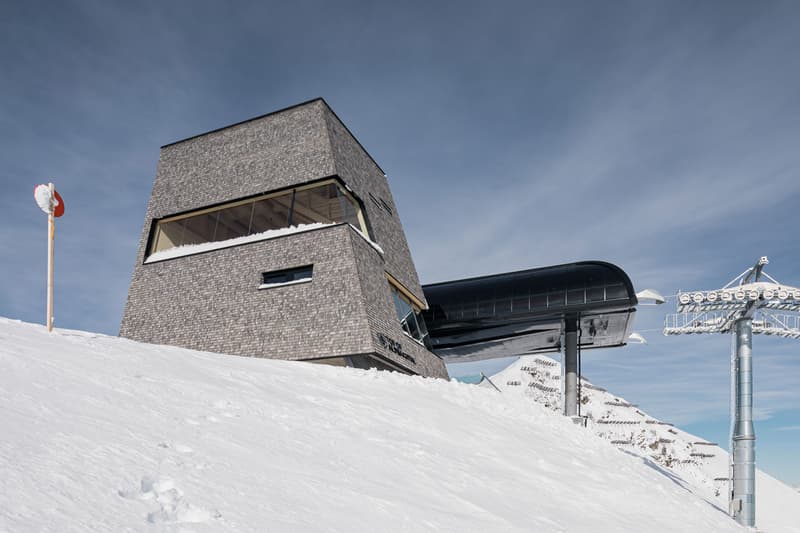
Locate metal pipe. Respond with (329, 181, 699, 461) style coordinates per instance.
(732, 317, 756, 528)
(480, 372, 502, 393)
(564, 318, 578, 417)
(46, 182, 55, 333)
(577, 323, 582, 417)
(559, 333, 565, 412)
(728, 331, 735, 507)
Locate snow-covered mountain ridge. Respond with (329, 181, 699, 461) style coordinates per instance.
(488, 355, 800, 533)
(0, 317, 795, 531)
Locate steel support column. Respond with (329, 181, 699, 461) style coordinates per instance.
(732, 317, 755, 528)
(563, 317, 578, 417)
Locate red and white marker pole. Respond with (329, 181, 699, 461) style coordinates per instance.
(34, 182, 65, 332)
(46, 183, 54, 331)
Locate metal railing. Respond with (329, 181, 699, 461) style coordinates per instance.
(665, 311, 800, 338)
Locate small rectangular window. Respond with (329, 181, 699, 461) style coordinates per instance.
(532, 292, 548, 309)
(494, 298, 512, 315)
(547, 290, 566, 307)
(478, 300, 494, 316)
(567, 288, 586, 305)
(587, 287, 605, 302)
(260, 265, 313, 288)
(379, 198, 393, 215)
(512, 296, 530, 313)
(605, 283, 628, 300)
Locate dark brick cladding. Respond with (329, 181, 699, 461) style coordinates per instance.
(122, 225, 370, 360)
(120, 99, 447, 379)
(347, 230, 447, 378)
(322, 109, 425, 304)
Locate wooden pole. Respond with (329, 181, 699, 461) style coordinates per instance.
(47, 182, 54, 332)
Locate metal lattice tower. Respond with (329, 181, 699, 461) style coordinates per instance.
(664, 256, 800, 528)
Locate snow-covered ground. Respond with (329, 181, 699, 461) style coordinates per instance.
(488, 355, 800, 533)
(0, 317, 795, 532)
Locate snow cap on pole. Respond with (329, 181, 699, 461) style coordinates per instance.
(34, 184, 65, 217)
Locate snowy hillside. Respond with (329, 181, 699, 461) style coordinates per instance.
(489, 355, 800, 533)
(0, 318, 789, 532)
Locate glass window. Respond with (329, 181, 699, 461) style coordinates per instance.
(405, 310, 422, 339)
(567, 288, 585, 305)
(416, 311, 429, 338)
(512, 295, 530, 313)
(587, 287, 606, 302)
(152, 218, 186, 252)
(261, 265, 313, 285)
(548, 290, 565, 307)
(250, 193, 292, 234)
(605, 283, 628, 300)
(443, 303, 460, 320)
(461, 303, 478, 319)
(532, 292, 548, 309)
(494, 298, 512, 315)
(388, 280, 430, 346)
(148, 179, 368, 256)
(182, 212, 218, 246)
(292, 183, 361, 228)
(392, 290, 413, 323)
(478, 300, 494, 316)
(215, 203, 253, 241)
(292, 184, 335, 225)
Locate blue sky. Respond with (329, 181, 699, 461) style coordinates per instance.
(1, 1, 798, 486)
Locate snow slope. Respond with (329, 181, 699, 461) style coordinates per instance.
(489, 355, 800, 533)
(0, 317, 752, 532)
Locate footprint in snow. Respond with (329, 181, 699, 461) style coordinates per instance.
(119, 476, 219, 525)
(212, 399, 240, 410)
(156, 442, 194, 454)
(212, 400, 242, 418)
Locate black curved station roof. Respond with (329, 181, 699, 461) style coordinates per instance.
(422, 261, 638, 363)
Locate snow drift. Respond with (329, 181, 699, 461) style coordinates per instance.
(0, 317, 791, 531)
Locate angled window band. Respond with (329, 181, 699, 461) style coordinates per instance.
(148, 179, 368, 256)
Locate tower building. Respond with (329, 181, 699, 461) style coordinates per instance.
(120, 98, 448, 378)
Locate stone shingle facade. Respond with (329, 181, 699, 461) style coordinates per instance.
(120, 98, 448, 379)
